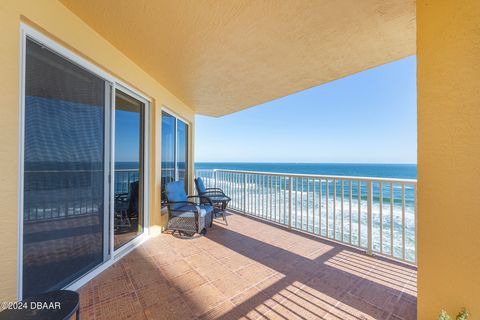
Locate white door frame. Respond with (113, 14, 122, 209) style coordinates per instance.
(111, 84, 151, 258)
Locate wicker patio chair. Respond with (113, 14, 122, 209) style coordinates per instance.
(164, 180, 213, 236)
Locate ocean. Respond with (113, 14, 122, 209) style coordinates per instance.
(194, 162, 416, 179)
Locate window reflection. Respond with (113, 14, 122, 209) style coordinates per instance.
(161, 112, 188, 204)
(23, 38, 108, 297)
(114, 90, 144, 250)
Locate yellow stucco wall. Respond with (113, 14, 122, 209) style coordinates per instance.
(417, 0, 480, 317)
(0, 0, 195, 301)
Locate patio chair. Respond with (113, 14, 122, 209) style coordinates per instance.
(114, 181, 138, 233)
(194, 177, 231, 225)
(164, 180, 213, 236)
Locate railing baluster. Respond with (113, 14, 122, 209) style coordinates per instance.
(380, 182, 383, 254)
(272, 176, 277, 222)
(288, 176, 292, 229)
(243, 173, 247, 213)
(414, 183, 417, 263)
(319, 178, 322, 236)
(262, 175, 264, 218)
(293, 178, 298, 228)
(246, 173, 249, 212)
(312, 178, 316, 234)
(358, 180, 361, 247)
(402, 184, 406, 261)
(284, 177, 286, 224)
(333, 179, 336, 239)
(349, 180, 352, 244)
(265, 176, 271, 220)
(367, 181, 373, 255)
(276, 176, 279, 222)
(256, 174, 259, 217)
(341, 180, 344, 241)
(390, 183, 394, 257)
(265, 176, 268, 219)
(268, 175, 272, 220)
(326, 179, 329, 238)
(306, 178, 309, 231)
(248, 175, 258, 216)
(300, 177, 303, 230)
(235, 173, 238, 209)
(262, 175, 265, 219)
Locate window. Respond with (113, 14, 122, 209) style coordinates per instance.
(161, 111, 189, 203)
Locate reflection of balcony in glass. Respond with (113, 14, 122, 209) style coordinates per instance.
(161, 111, 189, 203)
(113, 90, 145, 250)
(23, 38, 108, 298)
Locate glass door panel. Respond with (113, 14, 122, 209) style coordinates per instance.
(23, 38, 109, 298)
(177, 120, 188, 192)
(114, 90, 145, 250)
(161, 112, 189, 201)
(161, 112, 176, 204)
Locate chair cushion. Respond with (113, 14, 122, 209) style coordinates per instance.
(175, 204, 212, 218)
(165, 181, 187, 210)
(195, 177, 207, 194)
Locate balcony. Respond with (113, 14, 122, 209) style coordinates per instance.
(77, 168, 417, 319)
(78, 210, 416, 319)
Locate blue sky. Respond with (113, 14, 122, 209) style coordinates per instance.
(115, 110, 140, 162)
(195, 55, 417, 164)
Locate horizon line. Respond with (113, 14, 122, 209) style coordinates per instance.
(194, 161, 417, 165)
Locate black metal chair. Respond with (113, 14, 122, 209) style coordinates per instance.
(114, 181, 138, 233)
(194, 177, 231, 225)
(164, 180, 213, 236)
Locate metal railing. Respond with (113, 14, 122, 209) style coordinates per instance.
(24, 169, 140, 222)
(24, 170, 104, 222)
(114, 169, 139, 194)
(195, 168, 417, 265)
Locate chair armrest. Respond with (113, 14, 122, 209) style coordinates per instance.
(166, 201, 198, 208)
(115, 193, 129, 200)
(205, 188, 226, 193)
(200, 193, 232, 202)
(202, 190, 227, 197)
(187, 195, 213, 206)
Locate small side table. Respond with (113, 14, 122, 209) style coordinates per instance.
(206, 195, 231, 225)
(0, 290, 80, 320)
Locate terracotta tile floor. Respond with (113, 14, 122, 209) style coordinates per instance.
(78, 212, 417, 320)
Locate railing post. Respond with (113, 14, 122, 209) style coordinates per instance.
(214, 169, 218, 189)
(366, 180, 373, 256)
(243, 173, 247, 213)
(414, 183, 418, 264)
(288, 176, 292, 229)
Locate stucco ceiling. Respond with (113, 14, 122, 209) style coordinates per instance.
(60, 0, 415, 117)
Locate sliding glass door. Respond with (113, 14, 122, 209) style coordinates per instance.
(113, 90, 145, 250)
(161, 112, 176, 196)
(23, 38, 110, 298)
(161, 111, 189, 204)
(21, 30, 150, 299)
